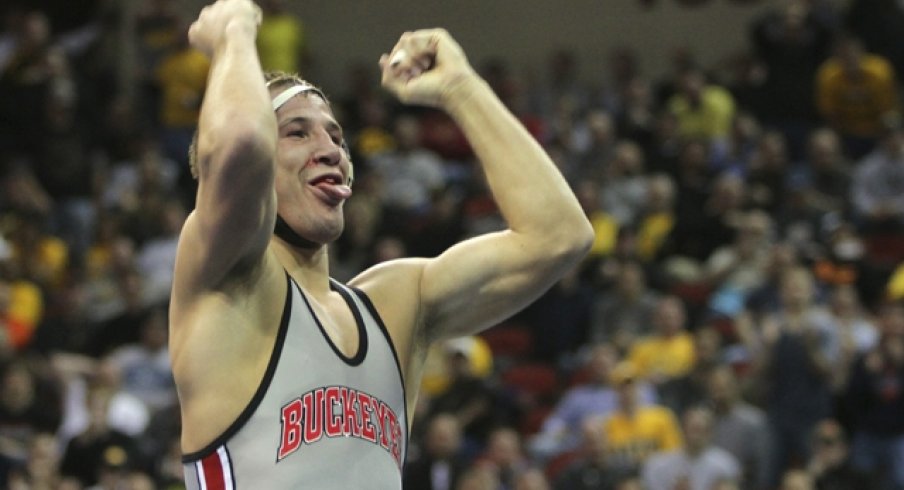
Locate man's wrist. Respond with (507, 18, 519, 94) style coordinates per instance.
(443, 74, 490, 117)
(222, 18, 259, 47)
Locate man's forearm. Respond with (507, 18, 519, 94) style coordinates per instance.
(445, 78, 590, 246)
(197, 21, 275, 176)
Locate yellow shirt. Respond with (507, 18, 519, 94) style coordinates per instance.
(628, 333, 696, 380)
(888, 263, 904, 301)
(816, 55, 899, 138)
(588, 211, 619, 258)
(256, 14, 305, 74)
(157, 48, 210, 128)
(602, 405, 683, 468)
(8, 280, 43, 329)
(668, 86, 736, 140)
(637, 212, 674, 262)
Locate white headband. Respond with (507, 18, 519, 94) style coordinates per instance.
(269, 82, 321, 111)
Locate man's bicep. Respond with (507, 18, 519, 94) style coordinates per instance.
(419, 231, 562, 342)
(173, 201, 271, 294)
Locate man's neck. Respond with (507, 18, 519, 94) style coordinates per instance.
(271, 238, 332, 293)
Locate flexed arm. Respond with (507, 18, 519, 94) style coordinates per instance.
(377, 30, 593, 341)
(178, 0, 278, 292)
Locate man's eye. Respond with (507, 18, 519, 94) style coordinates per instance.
(288, 130, 307, 138)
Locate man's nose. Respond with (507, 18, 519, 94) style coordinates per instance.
(312, 132, 342, 166)
(313, 146, 341, 166)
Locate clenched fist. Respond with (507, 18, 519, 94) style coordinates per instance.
(188, 0, 262, 58)
(379, 29, 480, 110)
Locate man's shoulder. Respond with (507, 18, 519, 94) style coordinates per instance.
(347, 258, 430, 323)
(348, 257, 429, 294)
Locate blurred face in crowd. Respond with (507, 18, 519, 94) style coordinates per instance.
(780, 267, 814, 309)
(707, 365, 739, 411)
(487, 428, 522, 468)
(425, 414, 462, 460)
(586, 343, 618, 385)
(653, 296, 686, 336)
(682, 407, 714, 455)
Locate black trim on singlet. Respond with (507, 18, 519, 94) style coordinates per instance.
(293, 278, 368, 366)
(181, 273, 294, 463)
(348, 286, 410, 466)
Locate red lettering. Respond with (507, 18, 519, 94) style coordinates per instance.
(278, 399, 303, 460)
(324, 387, 342, 437)
(303, 389, 324, 443)
(387, 407, 402, 466)
(358, 392, 377, 443)
(278, 386, 404, 467)
(342, 387, 361, 437)
(376, 402, 391, 449)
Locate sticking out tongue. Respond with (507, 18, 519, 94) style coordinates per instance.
(314, 181, 353, 200)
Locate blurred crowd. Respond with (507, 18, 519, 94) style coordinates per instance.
(2, 0, 904, 488)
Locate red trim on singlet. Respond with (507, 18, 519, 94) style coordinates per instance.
(199, 448, 228, 490)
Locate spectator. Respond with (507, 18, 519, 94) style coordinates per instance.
(747, 131, 793, 216)
(635, 173, 676, 264)
(667, 66, 736, 144)
(816, 35, 900, 158)
(154, 23, 208, 185)
(657, 325, 723, 417)
(455, 463, 502, 490)
(850, 118, 904, 234)
(843, 301, 904, 488)
(5, 431, 69, 490)
(105, 308, 176, 415)
(0, 11, 72, 155)
(599, 141, 648, 227)
(404, 413, 470, 490)
(823, 283, 878, 390)
(781, 469, 816, 490)
(750, 0, 834, 153)
(598, 362, 683, 472)
(703, 210, 775, 317)
(368, 114, 447, 227)
(627, 295, 696, 385)
(255, 0, 307, 74)
(478, 427, 531, 490)
(132, 0, 181, 129)
(133, 198, 185, 307)
(0, 358, 62, 468)
(552, 420, 631, 490)
(59, 383, 137, 487)
(519, 264, 594, 363)
(529, 343, 656, 459)
(641, 405, 741, 490)
(614, 76, 657, 156)
(588, 261, 660, 350)
(574, 109, 617, 185)
(793, 128, 852, 217)
(514, 467, 551, 490)
(888, 262, 904, 302)
(657, 139, 726, 267)
(426, 340, 499, 448)
(806, 418, 876, 490)
(743, 266, 835, 485)
(707, 365, 772, 490)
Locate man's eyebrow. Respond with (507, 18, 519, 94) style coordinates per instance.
(279, 116, 344, 134)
